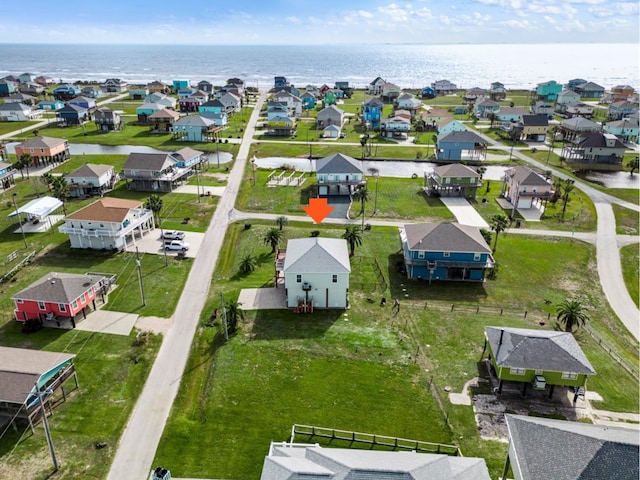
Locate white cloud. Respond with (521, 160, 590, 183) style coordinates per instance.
(286, 16, 302, 24)
(358, 10, 374, 18)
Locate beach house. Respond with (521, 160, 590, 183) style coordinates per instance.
(64, 163, 118, 198)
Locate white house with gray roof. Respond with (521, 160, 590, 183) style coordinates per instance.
(260, 443, 491, 480)
(315, 153, 364, 196)
(64, 163, 118, 198)
(502, 414, 638, 480)
(282, 237, 350, 310)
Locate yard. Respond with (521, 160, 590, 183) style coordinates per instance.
(152, 221, 639, 479)
(620, 243, 639, 309)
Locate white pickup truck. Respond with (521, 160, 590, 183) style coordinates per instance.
(162, 230, 185, 240)
(164, 240, 190, 251)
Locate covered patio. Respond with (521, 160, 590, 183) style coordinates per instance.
(8, 196, 64, 233)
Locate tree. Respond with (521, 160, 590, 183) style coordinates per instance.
(352, 186, 370, 230)
(263, 227, 283, 254)
(51, 176, 69, 215)
(556, 300, 589, 332)
(224, 297, 244, 334)
(238, 254, 257, 274)
(560, 178, 575, 220)
(19, 153, 32, 179)
(145, 194, 163, 225)
(480, 228, 492, 246)
(342, 225, 362, 257)
(627, 157, 639, 176)
(488, 112, 496, 129)
(41, 172, 55, 191)
(367, 168, 380, 214)
(275, 215, 288, 231)
(489, 214, 509, 252)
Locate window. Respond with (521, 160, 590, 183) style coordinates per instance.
(332, 275, 338, 283)
(59, 303, 67, 312)
(473, 253, 481, 261)
(510, 367, 526, 375)
(535, 369, 542, 375)
(38, 301, 46, 310)
(16, 298, 23, 304)
(418, 251, 425, 259)
(562, 372, 578, 380)
(72, 300, 78, 310)
(296, 275, 302, 283)
(443, 252, 450, 257)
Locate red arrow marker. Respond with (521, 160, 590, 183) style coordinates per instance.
(302, 197, 334, 224)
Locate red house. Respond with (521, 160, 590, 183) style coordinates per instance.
(12, 272, 110, 328)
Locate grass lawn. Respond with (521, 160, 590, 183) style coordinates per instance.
(603, 188, 639, 205)
(236, 166, 454, 222)
(0, 121, 40, 135)
(620, 243, 639, 309)
(251, 140, 430, 161)
(0, 326, 161, 480)
(612, 204, 640, 235)
(154, 222, 638, 479)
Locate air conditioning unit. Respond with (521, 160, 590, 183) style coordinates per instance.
(532, 375, 546, 390)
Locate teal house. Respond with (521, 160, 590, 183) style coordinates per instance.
(173, 115, 216, 142)
(172, 79, 189, 91)
(483, 326, 596, 400)
(362, 97, 384, 128)
(38, 100, 65, 110)
(604, 117, 639, 143)
(436, 131, 487, 161)
(400, 222, 495, 282)
(535, 80, 562, 101)
(301, 92, 316, 109)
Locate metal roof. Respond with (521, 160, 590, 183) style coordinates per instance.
(402, 223, 492, 254)
(283, 237, 350, 274)
(316, 153, 363, 174)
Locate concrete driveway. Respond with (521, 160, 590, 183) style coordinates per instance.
(171, 185, 226, 196)
(238, 287, 287, 310)
(125, 230, 205, 259)
(440, 197, 489, 228)
(75, 309, 139, 336)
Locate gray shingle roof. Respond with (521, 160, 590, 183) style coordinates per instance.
(484, 326, 596, 374)
(316, 153, 363, 175)
(283, 238, 350, 274)
(174, 115, 215, 127)
(124, 152, 175, 171)
(576, 132, 626, 149)
(438, 131, 486, 144)
(505, 414, 639, 480)
(17, 136, 67, 149)
(0, 346, 75, 404)
(65, 163, 113, 178)
(520, 114, 549, 127)
(505, 166, 550, 187)
(561, 117, 599, 131)
(403, 223, 492, 254)
(433, 164, 480, 179)
(170, 147, 202, 162)
(12, 272, 104, 304)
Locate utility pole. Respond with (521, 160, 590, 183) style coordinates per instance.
(12, 193, 27, 249)
(220, 293, 228, 341)
(36, 385, 58, 472)
(195, 164, 201, 203)
(135, 247, 146, 306)
(158, 214, 168, 267)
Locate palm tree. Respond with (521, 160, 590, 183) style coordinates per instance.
(263, 227, 283, 254)
(41, 172, 55, 191)
(560, 178, 575, 220)
(19, 153, 32, 179)
(13, 157, 26, 179)
(352, 186, 371, 230)
(342, 225, 362, 257)
(238, 254, 257, 274)
(489, 214, 509, 252)
(367, 168, 380, 214)
(275, 215, 288, 231)
(488, 112, 496, 129)
(145, 194, 163, 225)
(224, 297, 244, 334)
(627, 157, 639, 176)
(556, 299, 589, 332)
(51, 176, 70, 215)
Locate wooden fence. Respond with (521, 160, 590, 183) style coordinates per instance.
(290, 424, 461, 456)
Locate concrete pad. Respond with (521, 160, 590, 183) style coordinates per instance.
(449, 392, 472, 405)
(125, 230, 205, 259)
(75, 309, 139, 336)
(238, 287, 287, 310)
(171, 185, 226, 196)
(585, 390, 604, 402)
(135, 315, 173, 335)
(496, 197, 544, 221)
(14, 214, 64, 233)
(440, 197, 489, 228)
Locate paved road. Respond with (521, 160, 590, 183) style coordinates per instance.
(106, 91, 267, 480)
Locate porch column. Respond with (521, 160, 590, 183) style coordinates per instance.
(497, 379, 503, 394)
(521, 382, 528, 397)
(548, 384, 555, 399)
(501, 452, 511, 480)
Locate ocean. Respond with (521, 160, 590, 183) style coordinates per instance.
(0, 43, 638, 90)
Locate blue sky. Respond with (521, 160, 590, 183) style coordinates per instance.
(1, 0, 637, 44)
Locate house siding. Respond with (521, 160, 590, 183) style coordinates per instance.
(14, 289, 96, 321)
(284, 272, 349, 309)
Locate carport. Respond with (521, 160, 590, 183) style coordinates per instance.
(8, 196, 63, 233)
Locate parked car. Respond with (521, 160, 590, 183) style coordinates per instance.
(162, 230, 185, 240)
(164, 240, 190, 251)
